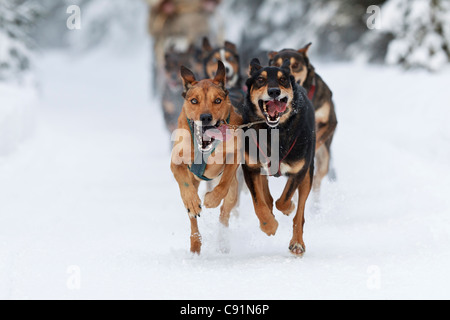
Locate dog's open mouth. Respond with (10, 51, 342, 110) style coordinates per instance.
(194, 121, 225, 153)
(259, 97, 288, 127)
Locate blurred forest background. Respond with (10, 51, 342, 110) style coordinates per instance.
(1, 0, 450, 84)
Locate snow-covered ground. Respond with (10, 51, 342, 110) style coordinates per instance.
(0, 80, 37, 157)
(0, 40, 449, 299)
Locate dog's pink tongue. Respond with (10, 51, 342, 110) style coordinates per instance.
(266, 100, 287, 117)
(205, 125, 232, 142)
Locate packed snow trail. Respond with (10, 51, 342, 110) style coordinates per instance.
(0, 44, 449, 299)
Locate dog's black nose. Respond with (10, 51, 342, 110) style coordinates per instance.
(200, 113, 213, 125)
(268, 88, 281, 98)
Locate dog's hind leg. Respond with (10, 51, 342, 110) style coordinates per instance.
(313, 144, 330, 193)
(219, 175, 239, 227)
(231, 166, 247, 217)
(327, 153, 337, 182)
(217, 175, 239, 254)
(290, 167, 313, 257)
(242, 165, 278, 236)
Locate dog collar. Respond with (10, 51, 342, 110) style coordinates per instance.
(251, 133, 299, 178)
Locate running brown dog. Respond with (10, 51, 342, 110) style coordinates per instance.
(170, 61, 242, 254)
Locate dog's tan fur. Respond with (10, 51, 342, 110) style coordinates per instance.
(170, 62, 242, 254)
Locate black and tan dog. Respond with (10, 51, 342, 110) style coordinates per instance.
(202, 37, 245, 109)
(269, 43, 337, 192)
(170, 61, 242, 254)
(241, 58, 316, 256)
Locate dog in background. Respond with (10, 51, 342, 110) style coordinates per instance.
(241, 58, 316, 256)
(202, 37, 245, 110)
(171, 61, 243, 254)
(269, 43, 338, 193)
(162, 45, 203, 133)
(147, 0, 222, 101)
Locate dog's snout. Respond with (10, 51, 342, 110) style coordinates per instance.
(268, 87, 281, 98)
(200, 113, 213, 125)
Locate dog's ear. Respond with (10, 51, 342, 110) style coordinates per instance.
(164, 45, 175, 61)
(268, 51, 278, 61)
(186, 43, 196, 55)
(281, 59, 291, 73)
(214, 61, 228, 92)
(180, 66, 197, 97)
(268, 51, 279, 66)
(249, 58, 263, 76)
(202, 37, 213, 52)
(224, 41, 237, 53)
(298, 42, 312, 57)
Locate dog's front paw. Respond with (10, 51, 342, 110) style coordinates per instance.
(289, 241, 306, 257)
(275, 199, 296, 216)
(204, 189, 225, 209)
(182, 191, 202, 218)
(260, 217, 278, 236)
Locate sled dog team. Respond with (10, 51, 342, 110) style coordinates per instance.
(168, 38, 338, 257)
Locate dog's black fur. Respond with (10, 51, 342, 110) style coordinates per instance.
(242, 60, 316, 175)
(241, 58, 316, 256)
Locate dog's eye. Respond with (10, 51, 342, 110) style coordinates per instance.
(280, 76, 287, 83)
(191, 98, 199, 104)
(215, 98, 222, 104)
(292, 63, 299, 69)
(257, 77, 266, 85)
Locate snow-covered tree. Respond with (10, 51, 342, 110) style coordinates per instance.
(221, 0, 450, 71)
(220, 0, 388, 65)
(383, 0, 450, 71)
(68, 0, 148, 53)
(0, 0, 41, 81)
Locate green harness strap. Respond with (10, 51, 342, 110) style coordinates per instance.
(187, 114, 230, 181)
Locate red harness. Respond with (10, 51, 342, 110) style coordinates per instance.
(307, 77, 316, 101)
(251, 134, 299, 178)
